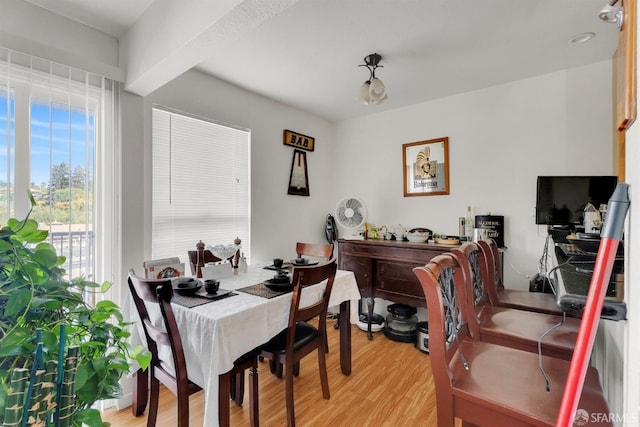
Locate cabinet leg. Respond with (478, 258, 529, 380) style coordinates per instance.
(366, 297, 375, 340)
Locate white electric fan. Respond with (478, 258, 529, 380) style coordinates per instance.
(334, 197, 367, 240)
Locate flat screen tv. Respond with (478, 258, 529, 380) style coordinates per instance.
(535, 176, 618, 226)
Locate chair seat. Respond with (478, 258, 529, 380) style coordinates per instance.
(478, 305, 579, 359)
(261, 322, 319, 354)
(235, 346, 262, 365)
(451, 339, 611, 426)
(498, 288, 566, 316)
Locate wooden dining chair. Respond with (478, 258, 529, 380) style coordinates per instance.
(451, 242, 579, 360)
(259, 259, 337, 427)
(188, 241, 235, 278)
(413, 254, 612, 427)
(477, 238, 567, 316)
(295, 241, 336, 350)
(295, 242, 334, 259)
(128, 269, 259, 427)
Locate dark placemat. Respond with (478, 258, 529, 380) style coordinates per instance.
(172, 290, 236, 308)
(236, 283, 291, 299)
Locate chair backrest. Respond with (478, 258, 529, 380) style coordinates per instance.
(128, 269, 190, 389)
(295, 242, 334, 259)
(476, 239, 503, 305)
(412, 254, 471, 407)
(450, 242, 491, 338)
(187, 242, 234, 277)
(286, 259, 338, 348)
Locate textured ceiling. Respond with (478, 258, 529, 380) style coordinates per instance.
(23, 0, 620, 121)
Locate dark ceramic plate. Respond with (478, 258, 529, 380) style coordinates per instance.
(291, 259, 319, 266)
(264, 263, 292, 271)
(195, 289, 234, 299)
(264, 278, 294, 292)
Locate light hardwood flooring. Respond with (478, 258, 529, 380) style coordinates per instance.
(102, 320, 442, 426)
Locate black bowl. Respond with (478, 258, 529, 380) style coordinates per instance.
(172, 277, 201, 296)
(264, 278, 293, 291)
(270, 274, 290, 284)
(204, 279, 220, 294)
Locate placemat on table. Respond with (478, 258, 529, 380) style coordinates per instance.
(236, 283, 291, 299)
(172, 290, 236, 308)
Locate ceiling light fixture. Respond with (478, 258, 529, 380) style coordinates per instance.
(357, 53, 388, 105)
(598, 2, 624, 29)
(568, 32, 595, 44)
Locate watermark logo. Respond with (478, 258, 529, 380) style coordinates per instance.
(574, 409, 589, 426)
(574, 409, 639, 424)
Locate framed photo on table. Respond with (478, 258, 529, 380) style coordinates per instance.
(288, 149, 310, 196)
(402, 137, 450, 196)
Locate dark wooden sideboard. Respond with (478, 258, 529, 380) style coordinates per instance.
(337, 238, 457, 338)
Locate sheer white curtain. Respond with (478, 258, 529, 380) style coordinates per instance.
(0, 47, 121, 302)
(152, 106, 250, 264)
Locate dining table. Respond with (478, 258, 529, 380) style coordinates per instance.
(129, 263, 361, 427)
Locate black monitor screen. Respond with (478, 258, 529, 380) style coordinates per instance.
(535, 176, 618, 225)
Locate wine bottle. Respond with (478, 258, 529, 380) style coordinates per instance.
(465, 206, 474, 241)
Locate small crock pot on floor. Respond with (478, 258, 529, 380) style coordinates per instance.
(415, 321, 429, 353)
(383, 304, 418, 343)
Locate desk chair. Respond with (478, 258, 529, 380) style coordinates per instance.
(259, 260, 337, 427)
(128, 270, 259, 427)
(451, 242, 579, 360)
(477, 238, 566, 316)
(413, 255, 611, 427)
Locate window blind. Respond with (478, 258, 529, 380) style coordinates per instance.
(152, 107, 250, 263)
(0, 47, 120, 298)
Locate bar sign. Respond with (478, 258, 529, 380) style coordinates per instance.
(283, 129, 315, 151)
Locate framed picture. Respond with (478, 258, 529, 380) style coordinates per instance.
(288, 149, 310, 196)
(402, 137, 450, 196)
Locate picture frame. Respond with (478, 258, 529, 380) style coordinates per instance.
(287, 149, 310, 196)
(402, 137, 450, 197)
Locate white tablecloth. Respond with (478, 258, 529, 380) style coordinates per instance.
(131, 265, 360, 427)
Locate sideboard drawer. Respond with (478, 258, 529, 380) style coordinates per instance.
(338, 239, 454, 308)
(376, 260, 425, 306)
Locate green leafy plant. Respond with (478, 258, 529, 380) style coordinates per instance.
(0, 195, 150, 426)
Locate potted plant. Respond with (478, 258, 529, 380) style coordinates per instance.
(0, 194, 150, 426)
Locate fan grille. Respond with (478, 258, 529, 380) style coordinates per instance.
(335, 197, 367, 229)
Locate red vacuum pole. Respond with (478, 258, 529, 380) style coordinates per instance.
(556, 183, 629, 426)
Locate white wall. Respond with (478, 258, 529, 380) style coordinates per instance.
(0, 0, 122, 81)
(333, 61, 614, 290)
(618, 16, 640, 422)
(129, 69, 336, 266)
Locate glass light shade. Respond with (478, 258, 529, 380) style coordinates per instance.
(369, 78, 387, 104)
(370, 93, 388, 105)
(357, 81, 372, 104)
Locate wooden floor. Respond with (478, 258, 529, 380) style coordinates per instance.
(102, 320, 444, 426)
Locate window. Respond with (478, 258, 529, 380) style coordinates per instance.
(0, 48, 119, 289)
(152, 107, 250, 263)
